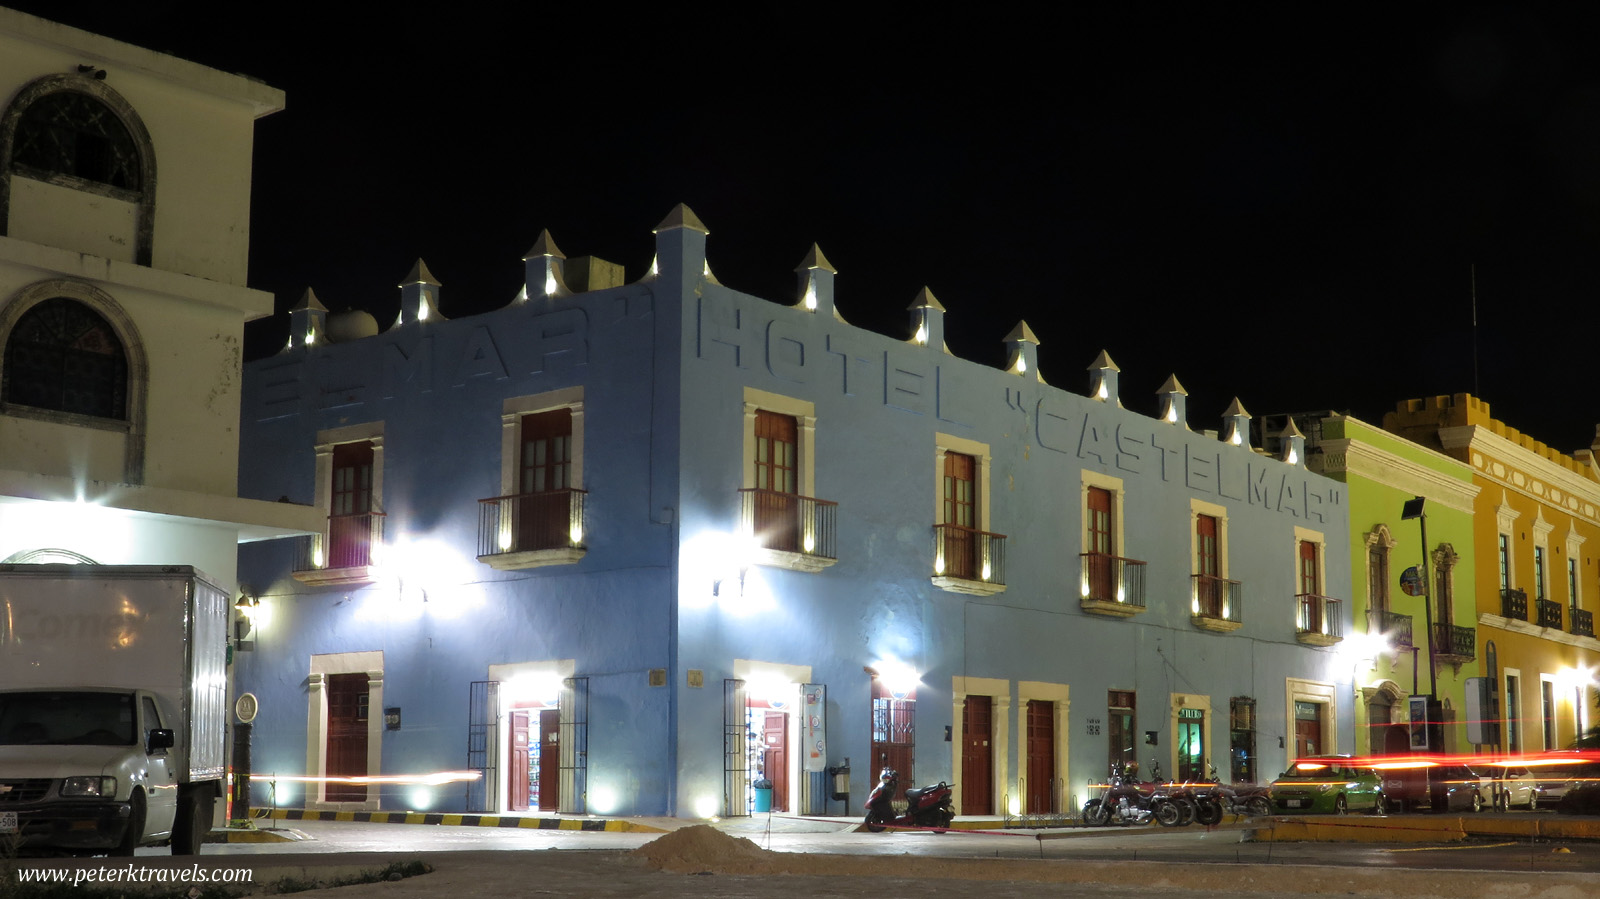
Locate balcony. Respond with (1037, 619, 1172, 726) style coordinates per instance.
(1191, 574, 1242, 633)
(1432, 622, 1475, 662)
(476, 490, 587, 570)
(738, 488, 838, 573)
(1295, 594, 1344, 646)
(1079, 553, 1147, 617)
(932, 524, 1006, 596)
(1373, 609, 1413, 649)
(1501, 587, 1528, 621)
(1573, 608, 1595, 639)
(293, 511, 387, 586)
(1536, 598, 1564, 631)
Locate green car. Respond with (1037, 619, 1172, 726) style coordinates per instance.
(1269, 756, 1385, 814)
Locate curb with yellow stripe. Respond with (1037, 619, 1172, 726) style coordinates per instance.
(252, 808, 666, 833)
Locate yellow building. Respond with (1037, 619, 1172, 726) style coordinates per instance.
(1386, 394, 1600, 755)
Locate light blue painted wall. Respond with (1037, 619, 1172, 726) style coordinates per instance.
(237, 216, 1351, 818)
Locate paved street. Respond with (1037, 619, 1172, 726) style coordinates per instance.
(13, 813, 1600, 898)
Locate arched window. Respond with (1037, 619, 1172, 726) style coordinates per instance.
(1, 297, 128, 419)
(11, 91, 142, 190)
(0, 76, 156, 266)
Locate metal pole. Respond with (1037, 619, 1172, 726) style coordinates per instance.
(1419, 512, 1437, 699)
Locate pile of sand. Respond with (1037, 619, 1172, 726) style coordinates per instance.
(630, 824, 780, 874)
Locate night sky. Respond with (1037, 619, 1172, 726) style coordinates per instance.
(13, 4, 1600, 453)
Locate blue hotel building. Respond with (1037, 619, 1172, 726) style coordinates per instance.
(234, 205, 1353, 819)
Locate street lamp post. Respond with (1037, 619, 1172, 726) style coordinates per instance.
(1400, 496, 1437, 700)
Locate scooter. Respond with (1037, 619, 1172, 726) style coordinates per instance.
(862, 767, 955, 833)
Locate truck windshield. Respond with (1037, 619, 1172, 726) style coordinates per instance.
(0, 692, 137, 745)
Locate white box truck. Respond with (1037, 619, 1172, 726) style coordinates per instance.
(0, 564, 228, 855)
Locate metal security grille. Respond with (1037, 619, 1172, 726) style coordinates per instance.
(724, 678, 748, 816)
(560, 676, 589, 814)
(466, 680, 499, 811)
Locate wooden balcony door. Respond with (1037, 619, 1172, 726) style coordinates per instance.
(1087, 486, 1114, 599)
(753, 410, 800, 551)
(943, 452, 977, 578)
(1195, 514, 1220, 614)
(1300, 540, 1321, 631)
(517, 409, 572, 551)
(329, 442, 373, 568)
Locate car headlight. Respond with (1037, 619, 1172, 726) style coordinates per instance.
(1317, 783, 1335, 793)
(61, 776, 116, 797)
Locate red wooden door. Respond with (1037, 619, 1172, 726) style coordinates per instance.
(517, 409, 572, 550)
(509, 711, 530, 812)
(943, 452, 977, 578)
(1026, 700, 1055, 813)
(763, 711, 788, 812)
(1087, 486, 1114, 600)
(753, 411, 800, 551)
(325, 673, 369, 802)
(961, 695, 993, 815)
(1295, 709, 1322, 758)
(538, 708, 561, 812)
(1299, 540, 1321, 630)
(329, 443, 373, 568)
(1195, 514, 1221, 615)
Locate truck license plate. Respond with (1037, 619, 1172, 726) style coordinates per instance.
(0, 812, 15, 834)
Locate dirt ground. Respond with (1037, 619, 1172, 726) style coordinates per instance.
(278, 825, 1600, 899)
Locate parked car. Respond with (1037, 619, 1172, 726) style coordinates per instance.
(1529, 757, 1600, 807)
(1427, 764, 1486, 812)
(1470, 764, 1538, 810)
(1269, 756, 1385, 814)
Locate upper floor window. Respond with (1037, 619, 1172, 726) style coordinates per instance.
(12, 91, 141, 190)
(1, 296, 126, 419)
(1498, 533, 1511, 593)
(294, 423, 386, 584)
(739, 389, 834, 570)
(932, 433, 1003, 594)
(1081, 473, 1145, 616)
(478, 389, 586, 569)
(1534, 546, 1547, 602)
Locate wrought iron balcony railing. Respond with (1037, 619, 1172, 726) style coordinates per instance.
(932, 524, 1006, 586)
(1296, 594, 1344, 643)
(1432, 622, 1475, 659)
(1374, 609, 1413, 649)
(1079, 552, 1147, 610)
(1536, 598, 1564, 631)
(1573, 607, 1595, 639)
(738, 488, 838, 561)
(477, 489, 587, 558)
(1191, 574, 1243, 626)
(293, 511, 387, 582)
(1501, 587, 1528, 621)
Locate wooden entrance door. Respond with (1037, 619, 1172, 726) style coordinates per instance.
(961, 695, 993, 815)
(762, 711, 788, 812)
(1294, 702, 1322, 758)
(1025, 699, 1055, 813)
(538, 708, 561, 811)
(509, 711, 531, 811)
(325, 673, 369, 802)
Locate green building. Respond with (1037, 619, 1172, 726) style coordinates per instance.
(1296, 414, 1481, 755)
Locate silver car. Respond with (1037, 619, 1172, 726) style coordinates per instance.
(1470, 764, 1538, 810)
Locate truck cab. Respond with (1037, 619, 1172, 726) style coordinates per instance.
(0, 687, 187, 855)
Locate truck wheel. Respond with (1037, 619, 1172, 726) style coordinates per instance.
(110, 790, 144, 857)
(172, 790, 214, 855)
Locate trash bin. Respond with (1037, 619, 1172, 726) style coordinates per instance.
(753, 779, 773, 812)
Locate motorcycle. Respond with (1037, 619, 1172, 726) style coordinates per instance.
(1082, 761, 1192, 827)
(1188, 765, 1273, 823)
(862, 767, 955, 833)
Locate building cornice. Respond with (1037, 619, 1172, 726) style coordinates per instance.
(1442, 425, 1600, 525)
(1312, 437, 1478, 514)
